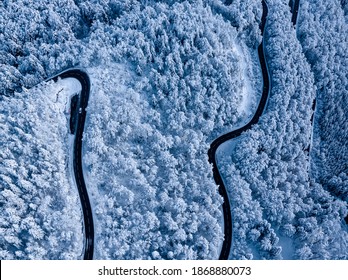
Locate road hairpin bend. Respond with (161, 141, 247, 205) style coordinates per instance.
(50, 69, 94, 260)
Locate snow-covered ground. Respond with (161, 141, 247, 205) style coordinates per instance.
(53, 78, 82, 112)
(232, 45, 260, 124)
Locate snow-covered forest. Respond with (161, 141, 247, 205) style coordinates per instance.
(218, 0, 348, 259)
(0, 79, 83, 259)
(298, 0, 348, 203)
(0, 0, 347, 259)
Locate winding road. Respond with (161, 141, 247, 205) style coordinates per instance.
(210, 0, 270, 260)
(45, 0, 302, 261)
(212, 0, 306, 260)
(50, 69, 94, 260)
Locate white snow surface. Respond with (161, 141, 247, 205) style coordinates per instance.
(232, 44, 258, 121)
(52, 78, 82, 113)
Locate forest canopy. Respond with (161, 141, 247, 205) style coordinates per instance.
(0, 0, 347, 259)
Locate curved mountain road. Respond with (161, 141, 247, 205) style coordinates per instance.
(49, 0, 271, 261)
(210, 0, 270, 260)
(213, 0, 305, 260)
(50, 69, 94, 260)
(45, 0, 299, 261)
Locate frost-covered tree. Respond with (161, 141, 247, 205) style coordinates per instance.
(0, 81, 83, 259)
(217, 0, 348, 259)
(1, 0, 347, 260)
(297, 0, 348, 201)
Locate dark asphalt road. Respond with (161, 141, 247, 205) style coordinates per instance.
(46, 0, 272, 261)
(44, 0, 290, 261)
(209, 0, 270, 260)
(289, 0, 300, 26)
(51, 69, 94, 260)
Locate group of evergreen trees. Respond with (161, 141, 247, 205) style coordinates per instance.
(81, 0, 257, 258)
(0, 0, 347, 259)
(217, 0, 348, 259)
(0, 81, 83, 259)
(298, 0, 348, 201)
(1, 0, 256, 259)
